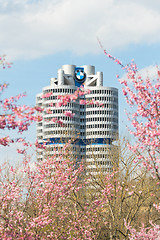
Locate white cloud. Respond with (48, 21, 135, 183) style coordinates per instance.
(0, 0, 160, 60)
(120, 64, 160, 83)
(138, 65, 160, 81)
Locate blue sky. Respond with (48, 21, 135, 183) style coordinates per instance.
(0, 0, 160, 164)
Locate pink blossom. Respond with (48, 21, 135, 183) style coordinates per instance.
(57, 119, 63, 126)
(80, 99, 87, 105)
(64, 111, 75, 118)
(41, 92, 53, 98)
(17, 149, 26, 154)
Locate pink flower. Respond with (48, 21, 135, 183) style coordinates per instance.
(80, 100, 87, 105)
(57, 119, 63, 126)
(51, 117, 57, 122)
(64, 111, 75, 118)
(41, 92, 53, 98)
(17, 149, 26, 154)
(35, 106, 43, 112)
(55, 102, 63, 108)
(46, 108, 52, 114)
(122, 88, 127, 96)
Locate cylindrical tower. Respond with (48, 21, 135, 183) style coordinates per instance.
(36, 64, 119, 174)
(82, 86, 118, 174)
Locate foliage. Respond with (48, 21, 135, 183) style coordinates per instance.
(0, 53, 160, 239)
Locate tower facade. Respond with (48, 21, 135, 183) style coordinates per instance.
(36, 65, 118, 174)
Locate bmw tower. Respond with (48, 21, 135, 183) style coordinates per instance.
(36, 65, 118, 174)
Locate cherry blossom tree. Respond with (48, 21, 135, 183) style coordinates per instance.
(0, 57, 41, 147)
(97, 39, 160, 239)
(0, 51, 160, 239)
(98, 38, 160, 180)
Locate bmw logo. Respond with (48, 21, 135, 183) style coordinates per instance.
(75, 67, 86, 83)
